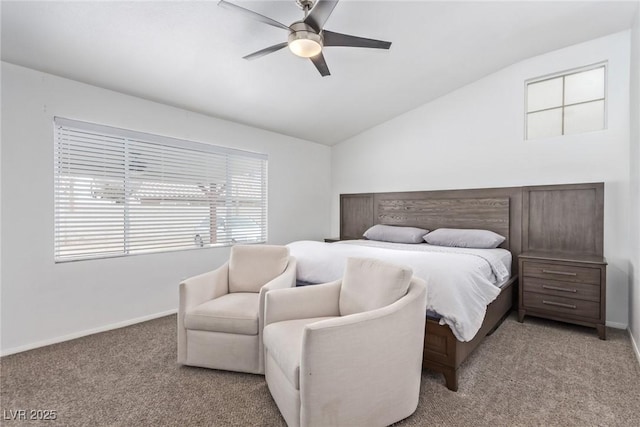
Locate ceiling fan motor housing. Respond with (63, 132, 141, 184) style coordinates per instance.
(288, 22, 323, 57)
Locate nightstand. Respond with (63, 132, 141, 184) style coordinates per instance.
(518, 251, 607, 339)
(324, 237, 341, 243)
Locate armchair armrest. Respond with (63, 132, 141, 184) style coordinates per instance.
(177, 262, 229, 364)
(262, 257, 297, 293)
(179, 262, 230, 312)
(264, 280, 342, 327)
(259, 257, 297, 327)
(257, 257, 297, 373)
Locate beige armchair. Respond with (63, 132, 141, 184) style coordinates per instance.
(263, 257, 428, 427)
(178, 244, 296, 374)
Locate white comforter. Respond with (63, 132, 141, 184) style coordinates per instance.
(287, 240, 511, 342)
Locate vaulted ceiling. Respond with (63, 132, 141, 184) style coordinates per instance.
(2, 1, 637, 145)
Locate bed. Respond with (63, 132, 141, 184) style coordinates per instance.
(289, 239, 512, 343)
(290, 184, 605, 391)
(295, 187, 525, 391)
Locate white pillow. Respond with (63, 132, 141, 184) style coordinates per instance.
(363, 224, 429, 244)
(424, 228, 506, 249)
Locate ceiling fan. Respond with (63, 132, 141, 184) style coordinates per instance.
(218, 0, 392, 77)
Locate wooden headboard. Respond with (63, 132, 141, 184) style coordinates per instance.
(340, 187, 523, 271)
(522, 182, 604, 256)
(376, 197, 510, 248)
(339, 183, 605, 275)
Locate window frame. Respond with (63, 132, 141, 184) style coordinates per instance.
(524, 62, 608, 140)
(53, 117, 268, 263)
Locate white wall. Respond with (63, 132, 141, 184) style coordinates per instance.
(331, 31, 631, 327)
(629, 6, 640, 362)
(0, 62, 331, 354)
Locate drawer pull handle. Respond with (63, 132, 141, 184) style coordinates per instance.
(542, 285, 577, 293)
(542, 269, 577, 276)
(543, 300, 577, 309)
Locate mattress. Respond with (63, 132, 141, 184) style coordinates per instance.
(287, 239, 513, 342)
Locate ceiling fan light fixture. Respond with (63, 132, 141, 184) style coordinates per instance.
(289, 38, 322, 57)
(288, 22, 323, 58)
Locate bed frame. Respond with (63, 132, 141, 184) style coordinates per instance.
(340, 186, 524, 391)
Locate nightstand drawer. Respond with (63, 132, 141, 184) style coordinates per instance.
(522, 277, 600, 302)
(522, 292, 600, 319)
(522, 262, 600, 285)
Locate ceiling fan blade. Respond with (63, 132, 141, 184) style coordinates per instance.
(310, 52, 331, 77)
(304, 0, 339, 32)
(242, 42, 289, 60)
(218, 0, 290, 31)
(322, 30, 392, 49)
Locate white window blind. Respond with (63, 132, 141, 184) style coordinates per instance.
(54, 117, 267, 262)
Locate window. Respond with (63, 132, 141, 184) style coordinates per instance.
(54, 117, 267, 262)
(525, 63, 606, 140)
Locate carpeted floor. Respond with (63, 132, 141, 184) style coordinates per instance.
(1, 313, 639, 426)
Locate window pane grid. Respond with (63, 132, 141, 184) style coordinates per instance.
(54, 118, 268, 262)
(527, 97, 606, 115)
(525, 64, 606, 140)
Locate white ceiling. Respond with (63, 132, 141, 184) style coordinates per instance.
(1, 1, 637, 145)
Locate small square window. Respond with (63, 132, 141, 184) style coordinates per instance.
(527, 77, 563, 112)
(564, 100, 605, 135)
(525, 64, 606, 140)
(527, 108, 563, 140)
(564, 67, 605, 105)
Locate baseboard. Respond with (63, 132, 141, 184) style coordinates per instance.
(630, 329, 640, 368)
(605, 321, 628, 329)
(0, 309, 177, 357)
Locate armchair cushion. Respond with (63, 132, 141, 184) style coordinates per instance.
(229, 245, 290, 293)
(264, 317, 336, 390)
(339, 257, 413, 316)
(184, 292, 259, 335)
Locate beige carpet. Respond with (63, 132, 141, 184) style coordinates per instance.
(1, 313, 639, 426)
